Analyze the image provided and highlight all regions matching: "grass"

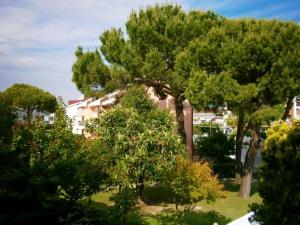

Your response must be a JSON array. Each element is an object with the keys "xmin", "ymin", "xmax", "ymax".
[{"xmin": 85, "ymin": 179, "xmax": 261, "ymax": 225}]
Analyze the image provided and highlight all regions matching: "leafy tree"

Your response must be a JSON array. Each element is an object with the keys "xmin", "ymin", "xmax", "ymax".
[
  {"xmin": 72, "ymin": 5, "xmax": 224, "ymax": 145},
  {"xmin": 92, "ymin": 86, "xmax": 184, "ymax": 223},
  {"xmin": 0, "ymin": 104, "xmax": 105, "ymax": 224},
  {"xmin": 185, "ymin": 18, "xmax": 300, "ymax": 197},
  {"xmin": 164, "ymin": 156, "xmax": 225, "ymax": 213},
  {"xmin": 193, "ymin": 121, "xmax": 219, "ymax": 135},
  {"xmin": 1, "ymin": 83, "xmax": 57, "ymax": 124},
  {"xmin": 0, "ymin": 92, "xmax": 17, "ymax": 145},
  {"xmin": 194, "ymin": 128, "xmax": 235, "ymax": 178},
  {"xmin": 250, "ymin": 121, "xmax": 300, "ymax": 225}
]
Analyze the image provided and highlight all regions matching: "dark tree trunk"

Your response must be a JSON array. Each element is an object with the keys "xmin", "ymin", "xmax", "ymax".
[
  {"xmin": 281, "ymin": 97, "xmax": 293, "ymax": 121},
  {"xmin": 174, "ymin": 95, "xmax": 187, "ymax": 146},
  {"xmin": 239, "ymin": 125, "xmax": 260, "ymax": 198},
  {"xmin": 235, "ymin": 112, "xmax": 245, "ymax": 182},
  {"xmin": 136, "ymin": 175, "xmax": 144, "ymax": 200}
]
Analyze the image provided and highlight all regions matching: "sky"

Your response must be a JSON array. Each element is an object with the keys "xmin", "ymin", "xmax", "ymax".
[{"xmin": 0, "ymin": 0, "xmax": 299, "ymax": 101}]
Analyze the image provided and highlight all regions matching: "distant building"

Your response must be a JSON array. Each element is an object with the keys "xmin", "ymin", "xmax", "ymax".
[
  {"xmin": 291, "ymin": 96, "xmax": 300, "ymax": 119},
  {"xmin": 43, "ymin": 113, "xmax": 55, "ymax": 125},
  {"xmin": 193, "ymin": 110, "xmax": 232, "ymax": 135}
]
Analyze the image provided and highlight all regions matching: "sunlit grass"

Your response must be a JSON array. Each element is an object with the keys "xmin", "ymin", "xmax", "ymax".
[{"xmin": 88, "ymin": 179, "xmax": 262, "ymax": 224}]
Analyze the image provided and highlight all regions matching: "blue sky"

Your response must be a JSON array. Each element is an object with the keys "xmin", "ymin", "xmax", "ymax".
[{"xmin": 0, "ymin": 0, "xmax": 299, "ymax": 101}]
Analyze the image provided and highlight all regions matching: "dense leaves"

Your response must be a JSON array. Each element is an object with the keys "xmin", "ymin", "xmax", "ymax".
[
  {"xmin": 185, "ymin": 18, "xmax": 300, "ymax": 197},
  {"xmin": 164, "ymin": 156, "xmax": 225, "ymax": 212},
  {"xmin": 194, "ymin": 128, "xmax": 235, "ymax": 178},
  {"xmin": 91, "ymin": 86, "xmax": 185, "ymax": 223},
  {"xmin": 250, "ymin": 121, "xmax": 300, "ymax": 225},
  {"xmin": 0, "ymin": 105, "xmax": 106, "ymax": 225},
  {"xmin": 0, "ymin": 92, "xmax": 17, "ymax": 145},
  {"xmin": 73, "ymin": 5, "xmax": 225, "ymax": 144},
  {"xmin": 1, "ymin": 83, "xmax": 57, "ymax": 123}
]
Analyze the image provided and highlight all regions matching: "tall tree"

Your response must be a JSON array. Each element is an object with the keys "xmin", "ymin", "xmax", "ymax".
[
  {"xmin": 186, "ymin": 18, "xmax": 300, "ymax": 197},
  {"xmin": 72, "ymin": 5, "xmax": 224, "ymax": 145},
  {"xmin": 1, "ymin": 83, "xmax": 57, "ymax": 124}
]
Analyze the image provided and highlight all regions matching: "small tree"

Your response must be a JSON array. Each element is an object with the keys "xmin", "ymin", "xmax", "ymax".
[
  {"xmin": 165, "ymin": 156, "xmax": 225, "ymax": 213},
  {"xmin": 93, "ymin": 86, "xmax": 184, "ymax": 223},
  {"xmin": 250, "ymin": 121, "xmax": 300, "ymax": 225}
]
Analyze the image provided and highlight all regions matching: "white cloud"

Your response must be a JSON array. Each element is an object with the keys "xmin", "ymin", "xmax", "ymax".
[
  {"xmin": 2, "ymin": 0, "xmax": 298, "ymax": 101},
  {"xmin": 0, "ymin": 0, "xmax": 167, "ymax": 100}
]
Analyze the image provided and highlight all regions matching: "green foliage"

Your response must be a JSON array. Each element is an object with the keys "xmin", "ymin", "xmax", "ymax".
[
  {"xmin": 110, "ymin": 187, "xmax": 138, "ymax": 225},
  {"xmin": 1, "ymin": 83, "xmax": 57, "ymax": 123},
  {"xmin": 0, "ymin": 92, "xmax": 17, "ymax": 145},
  {"xmin": 250, "ymin": 121, "xmax": 300, "ymax": 225},
  {"xmin": 119, "ymin": 86, "xmax": 154, "ymax": 115},
  {"xmin": 185, "ymin": 17, "xmax": 300, "ymax": 197},
  {"xmin": 164, "ymin": 156, "xmax": 225, "ymax": 212},
  {"xmin": 72, "ymin": 47, "xmax": 111, "ymax": 97},
  {"xmin": 93, "ymin": 87, "xmax": 184, "ymax": 222},
  {"xmin": 0, "ymin": 105, "xmax": 105, "ymax": 224},
  {"xmin": 73, "ymin": 5, "xmax": 225, "ymax": 142},
  {"xmin": 186, "ymin": 19, "xmax": 300, "ymax": 114},
  {"xmin": 194, "ymin": 128, "xmax": 235, "ymax": 178},
  {"xmin": 193, "ymin": 121, "xmax": 219, "ymax": 135}
]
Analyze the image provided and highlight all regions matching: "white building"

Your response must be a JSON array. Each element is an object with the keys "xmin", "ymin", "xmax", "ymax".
[
  {"xmin": 65, "ymin": 91, "xmax": 120, "ymax": 135},
  {"xmin": 292, "ymin": 96, "xmax": 300, "ymax": 119},
  {"xmin": 43, "ymin": 113, "xmax": 55, "ymax": 125}
]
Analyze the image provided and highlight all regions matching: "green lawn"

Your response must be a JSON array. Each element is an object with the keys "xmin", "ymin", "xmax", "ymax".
[{"xmin": 86, "ymin": 179, "xmax": 261, "ymax": 225}]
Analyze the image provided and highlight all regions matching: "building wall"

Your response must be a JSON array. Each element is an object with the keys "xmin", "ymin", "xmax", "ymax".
[
  {"xmin": 293, "ymin": 96, "xmax": 300, "ymax": 119},
  {"xmin": 66, "ymin": 102, "xmax": 85, "ymax": 135}
]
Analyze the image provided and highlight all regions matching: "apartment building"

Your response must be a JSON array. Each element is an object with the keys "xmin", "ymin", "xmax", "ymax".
[{"xmin": 66, "ymin": 91, "xmax": 119, "ymax": 135}]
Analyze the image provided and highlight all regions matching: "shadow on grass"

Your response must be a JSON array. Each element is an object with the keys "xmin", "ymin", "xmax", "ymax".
[
  {"xmin": 222, "ymin": 178, "xmax": 240, "ymax": 192},
  {"xmin": 80, "ymin": 199, "xmax": 151, "ymax": 225},
  {"xmin": 250, "ymin": 181, "xmax": 259, "ymax": 196},
  {"xmin": 222, "ymin": 178, "xmax": 259, "ymax": 196},
  {"xmin": 153, "ymin": 210, "xmax": 231, "ymax": 225},
  {"xmin": 142, "ymin": 184, "xmax": 174, "ymax": 205}
]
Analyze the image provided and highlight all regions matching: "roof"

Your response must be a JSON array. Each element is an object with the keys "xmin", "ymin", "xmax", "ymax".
[
  {"xmin": 77, "ymin": 98, "xmax": 93, "ymax": 108},
  {"xmin": 68, "ymin": 100, "xmax": 82, "ymax": 105}
]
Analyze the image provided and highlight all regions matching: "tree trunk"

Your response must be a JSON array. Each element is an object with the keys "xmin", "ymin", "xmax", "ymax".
[
  {"xmin": 235, "ymin": 112, "xmax": 245, "ymax": 182},
  {"xmin": 239, "ymin": 125, "xmax": 259, "ymax": 198},
  {"xmin": 174, "ymin": 96, "xmax": 187, "ymax": 146},
  {"xmin": 281, "ymin": 97, "xmax": 293, "ymax": 121},
  {"xmin": 136, "ymin": 175, "xmax": 144, "ymax": 200},
  {"xmin": 239, "ymin": 171, "xmax": 252, "ymax": 198}
]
